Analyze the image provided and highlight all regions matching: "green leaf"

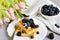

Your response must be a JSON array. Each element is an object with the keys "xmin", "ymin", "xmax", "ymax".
[
  {"xmin": 0, "ymin": 4, "xmax": 6, "ymax": 10},
  {"xmin": 0, "ymin": 13, "xmax": 2, "ymax": 20},
  {"xmin": 16, "ymin": 10, "xmax": 24, "ymax": 18},
  {"xmin": 0, "ymin": 10, "xmax": 10, "ymax": 18}
]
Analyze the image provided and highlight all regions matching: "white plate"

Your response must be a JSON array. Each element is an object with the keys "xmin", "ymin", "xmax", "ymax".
[{"xmin": 7, "ymin": 17, "xmax": 47, "ymax": 40}]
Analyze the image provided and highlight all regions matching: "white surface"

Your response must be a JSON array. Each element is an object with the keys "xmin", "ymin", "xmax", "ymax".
[
  {"xmin": 25, "ymin": 0, "xmax": 40, "ymax": 15},
  {"xmin": 0, "ymin": 0, "xmax": 60, "ymax": 40},
  {"xmin": 51, "ymin": 0, "xmax": 60, "ymax": 7},
  {"xmin": 26, "ymin": 0, "xmax": 38, "ymax": 7},
  {"xmin": 0, "ymin": 25, "xmax": 10, "ymax": 40}
]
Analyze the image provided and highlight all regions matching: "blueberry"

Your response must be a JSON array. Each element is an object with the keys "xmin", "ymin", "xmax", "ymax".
[
  {"xmin": 48, "ymin": 5, "xmax": 53, "ymax": 8},
  {"xmin": 41, "ymin": 8, "xmax": 46, "ymax": 15},
  {"xmin": 29, "ymin": 19, "xmax": 34, "ymax": 23},
  {"xmin": 47, "ymin": 33, "xmax": 54, "ymax": 39},
  {"xmin": 50, "ymin": 10, "xmax": 54, "ymax": 15},
  {"xmin": 22, "ymin": 30, "xmax": 26, "ymax": 33},
  {"xmin": 52, "ymin": 7, "xmax": 56, "ymax": 11},
  {"xmin": 35, "ymin": 25, "xmax": 39, "ymax": 28},
  {"xmin": 46, "ymin": 12, "xmax": 52, "ymax": 16},
  {"xmin": 36, "ymin": 31, "xmax": 39, "ymax": 34},
  {"xmin": 41, "ymin": 5, "xmax": 48, "ymax": 15},
  {"xmin": 30, "ymin": 36, "xmax": 34, "ymax": 39},
  {"xmin": 22, "ymin": 18, "xmax": 28, "ymax": 23},
  {"xmin": 44, "ymin": 9, "xmax": 49, "ymax": 15},
  {"xmin": 27, "ymin": 22, "xmax": 30, "ymax": 27},
  {"xmin": 16, "ymin": 32, "xmax": 21, "ymax": 36},
  {"xmin": 30, "ymin": 23, "xmax": 35, "ymax": 28},
  {"xmin": 55, "ymin": 24, "xmax": 60, "ymax": 28},
  {"xmin": 25, "ymin": 27, "xmax": 28, "ymax": 29},
  {"xmin": 55, "ymin": 7, "xmax": 59, "ymax": 14},
  {"xmin": 42, "ymin": 5, "xmax": 47, "ymax": 9},
  {"xmin": 41, "ymin": 5, "xmax": 50, "ymax": 16}
]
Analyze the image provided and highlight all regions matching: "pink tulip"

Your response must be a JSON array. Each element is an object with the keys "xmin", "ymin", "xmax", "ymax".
[
  {"xmin": 19, "ymin": 2, "xmax": 25, "ymax": 12},
  {"xmin": 10, "ymin": 13, "xmax": 16, "ymax": 20},
  {"xmin": 20, "ymin": 9, "xmax": 25, "ymax": 12},
  {"xmin": 8, "ymin": 8, "xmax": 16, "ymax": 20},
  {"xmin": 15, "ymin": 4, "xmax": 19, "ymax": 10},
  {"xmin": 19, "ymin": 2, "xmax": 25, "ymax": 9},
  {"xmin": 4, "ymin": 17, "xmax": 10, "ymax": 23},
  {"xmin": 0, "ymin": 20, "xmax": 3, "ymax": 26},
  {"xmin": 9, "ymin": 8, "xmax": 14, "ymax": 13}
]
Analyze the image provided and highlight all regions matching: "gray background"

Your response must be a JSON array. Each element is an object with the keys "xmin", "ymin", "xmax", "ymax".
[{"xmin": 51, "ymin": 0, "xmax": 60, "ymax": 7}]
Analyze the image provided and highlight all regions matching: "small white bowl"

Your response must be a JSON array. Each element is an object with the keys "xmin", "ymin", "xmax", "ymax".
[{"xmin": 39, "ymin": 8, "xmax": 60, "ymax": 20}]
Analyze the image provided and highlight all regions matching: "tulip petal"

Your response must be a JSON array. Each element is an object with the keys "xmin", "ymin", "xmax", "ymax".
[
  {"xmin": 4, "ymin": 17, "xmax": 10, "ymax": 23},
  {"xmin": 9, "ymin": 8, "xmax": 14, "ymax": 13},
  {"xmin": 15, "ymin": 4, "xmax": 19, "ymax": 10}
]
